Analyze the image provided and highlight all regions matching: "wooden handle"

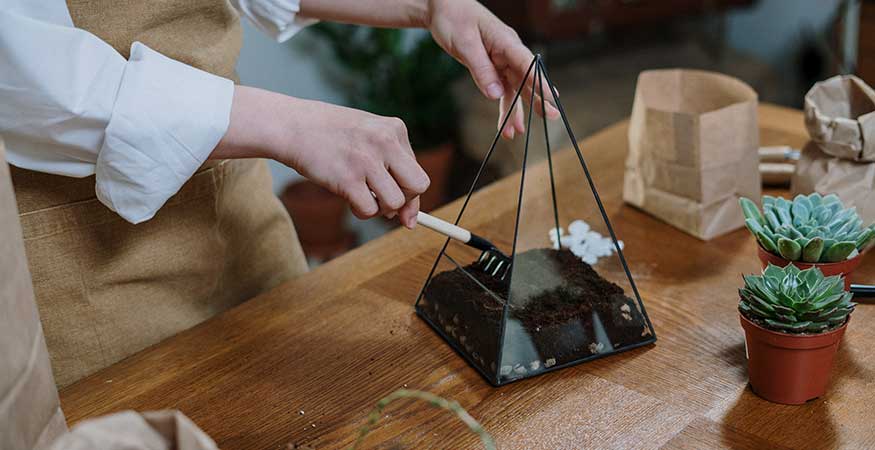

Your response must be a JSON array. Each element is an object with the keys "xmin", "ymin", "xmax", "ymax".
[{"xmin": 416, "ymin": 212, "xmax": 472, "ymax": 244}]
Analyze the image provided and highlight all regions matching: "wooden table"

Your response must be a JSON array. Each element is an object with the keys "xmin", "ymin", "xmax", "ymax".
[{"xmin": 60, "ymin": 104, "xmax": 875, "ymax": 449}]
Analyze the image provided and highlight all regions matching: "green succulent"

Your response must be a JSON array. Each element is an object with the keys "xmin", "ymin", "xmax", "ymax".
[
  {"xmin": 740, "ymin": 193, "xmax": 875, "ymax": 263},
  {"xmin": 740, "ymin": 263, "xmax": 855, "ymax": 334}
]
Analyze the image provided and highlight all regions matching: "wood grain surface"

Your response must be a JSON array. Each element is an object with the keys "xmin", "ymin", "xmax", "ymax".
[{"xmin": 60, "ymin": 104, "xmax": 875, "ymax": 450}]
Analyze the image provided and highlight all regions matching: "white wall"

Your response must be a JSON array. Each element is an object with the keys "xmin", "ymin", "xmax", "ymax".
[
  {"xmin": 235, "ymin": 21, "xmax": 345, "ymax": 193},
  {"xmin": 237, "ymin": 1, "xmax": 846, "ymax": 193},
  {"xmin": 726, "ymin": 0, "xmax": 842, "ymax": 74}
]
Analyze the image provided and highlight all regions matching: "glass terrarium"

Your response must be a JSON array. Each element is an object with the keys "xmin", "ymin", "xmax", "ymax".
[{"xmin": 415, "ymin": 56, "xmax": 656, "ymax": 386}]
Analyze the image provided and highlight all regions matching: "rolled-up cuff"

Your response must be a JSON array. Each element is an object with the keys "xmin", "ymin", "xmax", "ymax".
[
  {"xmin": 236, "ymin": 0, "xmax": 318, "ymax": 43},
  {"xmin": 95, "ymin": 42, "xmax": 233, "ymax": 224}
]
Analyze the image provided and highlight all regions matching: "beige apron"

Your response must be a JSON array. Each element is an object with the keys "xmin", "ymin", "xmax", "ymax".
[
  {"xmin": 13, "ymin": 0, "xmax": 309, "ymax": 388},
  {"xmin": 0, "ymin": 137, "xmax": 68, "ymax": 450}
]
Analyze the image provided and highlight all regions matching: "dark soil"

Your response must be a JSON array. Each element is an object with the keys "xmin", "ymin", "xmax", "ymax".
[{"xmin": 421, "ymin": 248, "xmax": 653, "ymax": 382}]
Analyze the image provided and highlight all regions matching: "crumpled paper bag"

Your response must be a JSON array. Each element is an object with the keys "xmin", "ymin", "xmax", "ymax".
[
  {"xmin": 624, "ymin": 69, "xmax": 761, "ymax": 239},
  {"xmin": 0, "ymin": 137, "xmax": 68, "ymax": 450},
  {"xmin": 50, "ymin": 411, "xmax": 219, "ymax": 450},
  {"xmin": 793, "ymin": 142, "xmax": 875, "ymax": 223},
  {"xmin": 1, "ymin": 136, "xmax": 219, "ymax": 450},
  {"xmin": 793, "ymin": 75, "xmax": 875, "ymax": 223},
  {"xmin": 804, "ymin": 75, "xmax": 875, "ymax": 161}
]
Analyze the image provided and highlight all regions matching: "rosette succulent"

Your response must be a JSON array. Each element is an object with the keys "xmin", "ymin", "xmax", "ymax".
[
  {"xmin": 740, "ymin": 264, "xmax": 855, "ymax": 333},
  {"xmin": 740, "ymin": 193, "xmax": 875, "ymax": 263}
]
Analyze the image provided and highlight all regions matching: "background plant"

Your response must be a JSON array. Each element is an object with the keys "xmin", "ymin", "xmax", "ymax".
[
  {"xmin": 740, "ymin": 263, "xmax": 855, "ymax": 333},
  {"xmin": 310, "ymin": 24, "xmax": 466, "ymax": 150},
  {"xmin": 351, "ymin": 389, "xmax": 495, "ymax": 450},
  {"xmin": 740, "ymin": 193, "xmax": 875, "ymax": 263}
]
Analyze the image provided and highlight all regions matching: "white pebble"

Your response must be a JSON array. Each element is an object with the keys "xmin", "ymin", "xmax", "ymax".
[
  {"xmin": 568, "ymin": 220, "xmax": 590, "ymax": 235},
  {"xmin": 547, "ymin": 219, "xmax": 625, "ymax": 266}
]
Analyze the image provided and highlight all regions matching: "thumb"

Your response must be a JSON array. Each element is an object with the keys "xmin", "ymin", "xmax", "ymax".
[{"xmin": 457, "ymin": 40, "xmax": 504, "ymax": 100}]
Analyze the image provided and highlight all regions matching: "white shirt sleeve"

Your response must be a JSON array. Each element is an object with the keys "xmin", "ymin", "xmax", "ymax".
[
  {"xmin": 0, "ymin": 4, "xmax": 234, "ymax": 224},
  {"xmin": 231, "ymin": 0, "xmax": 317, "ymax": 42}
]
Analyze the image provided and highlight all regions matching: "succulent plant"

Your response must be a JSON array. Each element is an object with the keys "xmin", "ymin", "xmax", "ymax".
[
  {"xmin": 740, "ymin": 193, "xmax": 875, "ymax": 263},
  {"xmin": 740, "ymin": 263, "xmax": 855, "ymax": 334}
]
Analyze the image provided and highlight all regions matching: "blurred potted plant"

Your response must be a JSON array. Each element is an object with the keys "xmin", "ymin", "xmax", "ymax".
[
  {"xmin": 738, "ymin": 263, "xmax": 855, "ymax": 404},
  {"xmin": 739, "ymin": 193, "xmax": 875, "ymax": 289},
  {"xmin": 280, "ymin": 180, "xmax": 354, "ymax": 262},
  {"xmin": 311, "ymin": 24, "xmax": 466, "ymax": 212}
]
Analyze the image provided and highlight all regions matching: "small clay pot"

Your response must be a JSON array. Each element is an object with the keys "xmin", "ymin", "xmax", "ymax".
[
  {"xmin": 756, "ymin": 245, "xmax": 863, "ymax": 290},
  {"xmin": 739, "ymin": 313, "xmax": 848, "ymax": 405},
  {"xmin": 280, "ymin": 180, "xmax": 353, "ymax": 261},
  {"xmin": 416, "ymin": 143, "xmax": 454, "ymax": 212}
]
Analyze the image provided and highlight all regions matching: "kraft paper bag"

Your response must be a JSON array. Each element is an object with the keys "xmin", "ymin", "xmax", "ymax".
[
  {"xmin": 624, "ymin": 69, "xmax": 761, "ymax": 240},
  {"xmin": 1, "ymin": 135, "xmax": 219, "ymax": 449},
  {"xmin": 793, "ymin": 142, "xmax": 875, "ymax": 224},
  {"xmin": 804, "ymin": 75, "xmax": 875, "ymax": 162},
  {"xmin": 50, "ymin": 411, "xmax": 219, "ymax": 450},
  {"xmin": 793, "ymin": 75, "xmax": 875, "ymax": 223},
  {"xmin": 0, "ymin": 137, "xmax": 68, "ymax": 450}
]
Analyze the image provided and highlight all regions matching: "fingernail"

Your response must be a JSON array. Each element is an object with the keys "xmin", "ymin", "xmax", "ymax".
[
  {"xmin": 407, "ymin": 217, "xmax": 417, "ymax": 229},
  {"xmin": 486, "ymin": 82, "xmax": 504, "ymax": 99}
]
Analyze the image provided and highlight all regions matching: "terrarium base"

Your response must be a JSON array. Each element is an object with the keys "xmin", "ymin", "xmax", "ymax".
[{"xmin": 419, "ymin": 248, "xmax": 655, "ymax": 384}]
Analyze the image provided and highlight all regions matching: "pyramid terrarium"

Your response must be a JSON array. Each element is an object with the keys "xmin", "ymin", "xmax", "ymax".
[{"xmin": 414, "ymin": 56, "xmax": 656, "ymax": 385}]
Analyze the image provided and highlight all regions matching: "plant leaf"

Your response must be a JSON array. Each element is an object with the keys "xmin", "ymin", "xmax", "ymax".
[
  {"xmin": 792, "ymin": 197, "xmax": 811, "ymax": 222},
  {"xmin": 777, "ymin": 238, "xmax": 802, "ymax": 260},
  {"xmin": 802, "ymin": 237, "xmax": 824, "ymax": 263},
  {"xmin": 824, "ymin": 241, "xmax": 856, "ymax": 262},
  {"xmin": 739, "ymin": 197, "xmax": 763, "ymax": 224}
]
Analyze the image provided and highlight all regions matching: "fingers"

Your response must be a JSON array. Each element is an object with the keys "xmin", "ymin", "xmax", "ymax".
[
  {"xmin": 387, "ymin": 152, "xmax": 430, "ymax": 197},
  {"xmin": 522, "ymin": 83, "xmax": 560, "ymax": 120},
  {"xmin": 498, "ymin": 95, "xmax": 515, "ymax": 139},
  {"xmin": 367, "ymin": 167, "xmax": 406, "ymax": 217},
  {"xmin": 398, "ymin": 195, "xmax": 420, "ymax": 229},
  {"xmin": 496, "ymin": 68, "xmax": 561, "ymax": 140},
  {"xmin": 456, "ymin": 35, "xmax": 505, "ymax": 100},
  {"xmin": 345, "ymin": 181, "xmax": 379, "ymax": 220}
]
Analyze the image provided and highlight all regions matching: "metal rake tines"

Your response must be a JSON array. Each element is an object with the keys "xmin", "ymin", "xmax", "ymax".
[{"xmin": 474, "ymin": 249, "xmax": 512, "ymax": 280}]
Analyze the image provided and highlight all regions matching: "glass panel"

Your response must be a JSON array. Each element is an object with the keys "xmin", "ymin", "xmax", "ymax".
[
  {"xmin": 416, "ymin": 57, "xmax": 655, "ymax": 385},
  {"xmin": 416, "ymin": 165, "xmax": 522, "ymax": 384}
]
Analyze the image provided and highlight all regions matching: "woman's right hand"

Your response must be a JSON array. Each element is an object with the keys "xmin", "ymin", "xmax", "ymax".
[{"xmin": 213, "ymin": 86, "xmax": 430, "ymax": 229}]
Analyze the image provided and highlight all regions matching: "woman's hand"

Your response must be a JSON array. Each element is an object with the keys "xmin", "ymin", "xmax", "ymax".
[
  {"xmin": 213, "ymin": 86, "xmax": 429, "ymax": 228},
  {"xmin": 424, "ymin": 0, "xmax": 560, "ymax": 140}
]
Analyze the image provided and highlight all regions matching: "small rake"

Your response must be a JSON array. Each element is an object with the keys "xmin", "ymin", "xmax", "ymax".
[{"xmin": 416, "ymin": 211, "xmax": 512, "ymax": 280}]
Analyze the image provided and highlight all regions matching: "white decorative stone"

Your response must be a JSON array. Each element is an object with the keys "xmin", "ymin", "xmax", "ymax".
[{"xmin": 548, "ymin": 219, "xmax": 624, "ymax": 265}]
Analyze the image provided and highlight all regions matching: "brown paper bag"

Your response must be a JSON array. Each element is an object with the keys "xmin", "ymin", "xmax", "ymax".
[
  {"xmin": 0, "ymin": 137, "xmax": 68, "ymax": 450},
  {"xmin": 804, "ymin": 75, "xmax": 875, "ymax": 161},
  {"xmin": 793, "ymin": 75, "xmax": 875, "ymax": 224},
  {"xmin": 1, "ymin": 135, "xmax": 220, "ymax": 449},
  {"xmin": 624, "ymin": 69, "xmax": 761, "ymax": 239},
  {"xmin": 49, "ymin": 410, "xmax": 219, "ymax": 450},
  {"xmin": 792, "ymin": 142, "xmax": 875, "ymax": 223}
]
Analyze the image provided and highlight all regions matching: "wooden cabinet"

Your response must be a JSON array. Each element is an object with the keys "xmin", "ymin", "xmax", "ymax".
[
  {"xmin": 859, "ymin": 1, "xmax": 875, "ymax": 85},
  {"xmin": 481, "ymin": 0, "xmax": 754, "ymax": 41}
]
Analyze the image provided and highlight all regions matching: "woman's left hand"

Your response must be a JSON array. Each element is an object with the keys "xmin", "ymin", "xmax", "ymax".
[{"xmin": 424, "ymin": 0, "xmax": 560, "ymax": 140}]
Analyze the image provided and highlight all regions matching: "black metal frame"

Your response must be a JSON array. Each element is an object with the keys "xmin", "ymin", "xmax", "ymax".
[{"xmin": 414, "ymin": 55, "xmax": 656, "ymax": 386}]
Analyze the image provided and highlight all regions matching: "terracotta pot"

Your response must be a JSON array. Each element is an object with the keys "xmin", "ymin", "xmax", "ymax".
[
  {"xmin": 756, "ymin": 245, "xmax": 863, "ymax": 290},
  {"xmin": 739, "ymin": 313, "xmax": 848, "ymax": 405},
  {"xmin": 280, "ymin": 180, "xmax": 353, "ymax": 261},
  {"xmin": 416, "ymin": 143, "xmax": 454, "ymax": 213}
]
